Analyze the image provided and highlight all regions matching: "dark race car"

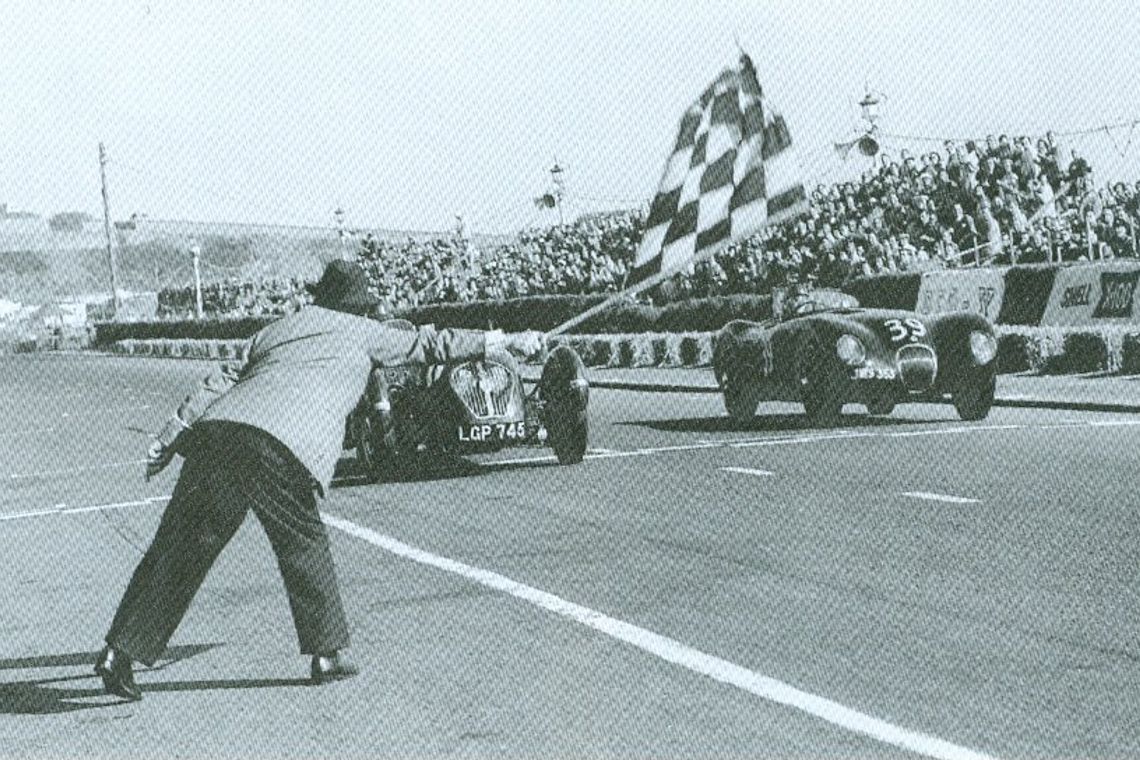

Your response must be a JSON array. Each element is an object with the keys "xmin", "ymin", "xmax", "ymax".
[
  {"xmin": 711, "ymin": 285, "xmax": 999, "ymax": 426},
  {"xmin": 344, "ymin": 319, "xmax": 589, "ymax": 481}
]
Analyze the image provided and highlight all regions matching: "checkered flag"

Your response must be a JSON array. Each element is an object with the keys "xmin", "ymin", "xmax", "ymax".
[{"xmin": 629, "ymin": 54, "xmax": 808, "ymax": 284}]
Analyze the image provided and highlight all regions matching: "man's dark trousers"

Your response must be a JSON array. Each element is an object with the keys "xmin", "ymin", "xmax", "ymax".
[{"xmin": 105, "ymin": 421, "xmax": 349, "ymax": 666}]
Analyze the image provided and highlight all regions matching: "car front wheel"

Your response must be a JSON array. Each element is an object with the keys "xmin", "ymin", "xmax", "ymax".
[
  {"xmin": 723, "ymin": 371, "xmax": 763, "ymax": 427},
  {"xmin": 866, "ymin": 396, "xmax": 896, "ymax": 416},
  {"xmin": 800, "ymin": 341, "xmax": 844, "ymax": 425},
  {"xmin": 953, "ymin": 371, "xmax": 995, "ymax": 421}
]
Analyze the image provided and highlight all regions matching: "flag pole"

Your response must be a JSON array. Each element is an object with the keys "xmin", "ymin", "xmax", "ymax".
[
  {"xmin": 545, "ymin": 47, "xmax": 797, "ymax": 338},
  {"xmin": 545, "ymin": 239, "xmax": 734, "ymax": 337}
]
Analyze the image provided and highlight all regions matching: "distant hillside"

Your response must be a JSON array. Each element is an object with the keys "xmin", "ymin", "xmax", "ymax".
[{"xmin": 0, "ymin": 216, "xmax": 503, "ymax": 303}]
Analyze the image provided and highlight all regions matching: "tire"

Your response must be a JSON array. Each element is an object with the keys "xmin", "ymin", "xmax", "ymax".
[
  {"xmin": 723, "ymin": 371, "xmax": 763, "ymax": 427},
  {"xmin": 953, "ymin": 371, "xmax": 995, "ymax": 421},
  {"xmin": 546, "ymin": 405, "xmax": 588, "ymax": 465},
  {"xmin": 539, "ymin": 345, "xmax": 589, "ymax": 465},
  {"xmin": 356, "ymin": 410, "xmax": 399, "ymax": 482},
  {"xmin": 799, "ymin": 341, "xmax": 844, "ymax": 425},
  {"xmin": 866, "ymin": 397, "xmax": 896, "ymax": 416}
]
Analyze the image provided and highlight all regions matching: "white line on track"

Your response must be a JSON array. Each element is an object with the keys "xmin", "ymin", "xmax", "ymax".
[
  {"xmin": 0, "ymin": 495, "xmax": 170, "ymax": 522},
  {"xmin": 58, "ymin": 405, "xmax": 152, "ymax": 418},
  {"xmin": 0, "ymin": 427, "xmax": 57, "ymax": 440},
  {"xmin": 720, "ymin": 466, "xmax": 774, "ymax": 477},
  {"xmin": 901, "ymin": 491, "xmax": 980, "ymax": 505},
  {"xmin": 6, "ymin": 459, "xmax": 148, "ymax": 481},
  {"xmin": 321, "ymin": 512, "xmax": 998, "ymax": 760},
  {"xmin": 9, "ymin": 417, "xmax": 1140, "ymax": 487},
  {"xmin": 469, "ymin": 418, "xmax": 1140, "ymax": 471}
]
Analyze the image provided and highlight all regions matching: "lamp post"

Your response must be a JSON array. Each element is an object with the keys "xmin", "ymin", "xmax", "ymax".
[
  {"xmin": 334, "ymin": 206, "xmax": 347, "ymax": 258},
  {"xmin": 550, "ymin": 162, "xmax": 565, "ymax": 225},
  {"xmin": 859, "ymin": 90, "xmax": 882, "ymax": 127},
  {"xmin": 855, "ymin": 88, "xmax": 885, "ymax": 159},
  {"xmin": 189, "ymin": 243, "xmax": 203, "ymax": 319}
]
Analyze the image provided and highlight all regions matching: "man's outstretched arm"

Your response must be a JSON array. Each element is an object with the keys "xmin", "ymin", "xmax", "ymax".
[{"xmin": 366, "ymin": 326, "xmax": 543, "ymax": 368}]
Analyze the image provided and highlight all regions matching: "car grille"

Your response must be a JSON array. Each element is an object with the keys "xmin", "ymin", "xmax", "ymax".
[
  {"xmin": 450, "ymin": 362, "xmax": 515, "ymax": 419},
  {"xmin": 896, "ymin": 344, "xmax": 937, "ymax": 392}
]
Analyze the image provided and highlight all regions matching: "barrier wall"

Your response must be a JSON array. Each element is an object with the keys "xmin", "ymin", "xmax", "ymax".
[
  {"xmin": 105, "ymin": 325, "xmax": 1140, "ymax": 375},
  {"xmin": 915, "ymin": 268, "xmax": 1007, "ymax": 322},
  {"xmin": 865, "ymin": 261, "xmax": 1140, "ymax": 328},
  {"xmin": 1039, "ymin": 261, "xmax": 1140, "ymax": 326}
]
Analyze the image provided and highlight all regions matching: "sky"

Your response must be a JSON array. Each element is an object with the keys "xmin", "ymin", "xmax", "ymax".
[{"xmin": 2, "ymin": 0, "xmax": 1140, "ymax": 235}]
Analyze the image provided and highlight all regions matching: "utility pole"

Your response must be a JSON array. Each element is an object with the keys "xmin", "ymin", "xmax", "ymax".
[
  {"xmin": 190, "ymin": 244, "xmax": 203, "ymax": 319},
  {"xmin": 99, "ymin": 142, "xmax": 121, "ymax": 317},
  {"xmin": 550, "ymin": 162, "xmax": 565, "ymax": 225}
]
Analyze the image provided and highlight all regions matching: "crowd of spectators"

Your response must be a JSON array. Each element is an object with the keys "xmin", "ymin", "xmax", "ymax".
[
  {"xmin": 724, "ymin": 132, "xmax": 1140, "ymax": 291},
  {"xmin": 154, "ymin": 130, "xmax": 1140, "ymax": 319},
  {"xmin": 354, "ymin": 132, "xmax": 1140, "ymax": 306},
  {"xmin": 157, "ymin": 276, "xmax": 311, "ymax": 320},
  {"xmin": 354, "ymin": 211, "xmax": 640, "ymax": 311}
]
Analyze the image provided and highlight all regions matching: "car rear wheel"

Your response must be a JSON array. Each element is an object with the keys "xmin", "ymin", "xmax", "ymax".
[
  {"xmin": 723, "ymin": 372, "xmax": 763, "ymax": 427},
  {"xmin": 953, "ymin": 370, "xmax": 995, "ymax": 421},
  {"xmin": 800, "ymin": 341, "xmax": 844, "ymax": 425},
  {"xmin": 540, "ymin": 346, "xmax": 589, "ymax": 465},
  {"xmin": 356, "ymin": 410, "xmax": 400, "ymax": 482},
  {"xmin": 546, "ymin": 405, "xmax": 588, "ymax": 464}
]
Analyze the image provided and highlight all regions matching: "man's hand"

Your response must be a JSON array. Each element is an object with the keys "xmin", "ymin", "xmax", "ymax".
[
  {"xmin": 145, "ymin": 439, "xmax": 175, "ymax": 482},
  {"xmin": 504, "ymin": 330, "xmax": 545, "ymax": 359}
]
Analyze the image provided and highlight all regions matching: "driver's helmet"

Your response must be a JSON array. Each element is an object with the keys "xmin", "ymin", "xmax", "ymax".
[{"xmin": 783, "ymin": 283, "xmax": 814, "ymax": 318}]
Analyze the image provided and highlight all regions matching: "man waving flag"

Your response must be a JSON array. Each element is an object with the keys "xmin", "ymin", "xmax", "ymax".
[
  {"xmin": 630, "ymin": 53, "xmax": 807, "ymax": 285},
  {"xmin": 548, "ymin": 53, "xmax": 807, "ymax": 336}
]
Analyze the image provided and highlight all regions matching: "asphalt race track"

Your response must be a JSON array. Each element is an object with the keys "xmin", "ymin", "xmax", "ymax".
[{"xmin": 2, "ymin": 353, "xmax": 1139, "ymax": 758}]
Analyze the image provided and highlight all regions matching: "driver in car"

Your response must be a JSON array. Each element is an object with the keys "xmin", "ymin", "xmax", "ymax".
[{"xmin": 782, "ymin": 282, "xmax": 815, "ymax": 318}]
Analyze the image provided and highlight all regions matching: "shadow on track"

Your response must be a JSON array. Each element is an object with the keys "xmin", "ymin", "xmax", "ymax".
[
  {"xmin": 331, "ymin": 449, "xmax": 562, "ymax": 488},
  {"xmin": 0, "ymin": 676, "xmax": 313, "ymax": 715},
  {"xmin": 331, "ymin": 454, "xmax": 487, "ymax": 488},
  {"xmin": 0, "ymin": 643, "xmax": 218, "ymax": 672},
  {"xmin": 0, "ymin": 643, "xmax": 229, "ymax": 715},
  {"xmin": 622, "ymin": 412, "xmax": 948, "ymax": 434}
]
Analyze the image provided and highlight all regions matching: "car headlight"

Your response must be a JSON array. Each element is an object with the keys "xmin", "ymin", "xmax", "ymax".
[
  {"xmin": 836, "ymin": 334, "xmax": 866, "ymax": 366},
  {"xmin": 969, "ymin": 331, "xmax": 997, "ymax": 365}
]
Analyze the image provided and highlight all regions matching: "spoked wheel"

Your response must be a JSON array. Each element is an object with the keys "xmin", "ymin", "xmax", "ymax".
[
  {"xmin": 799, "ymin": 341, "xmax": 844, "ymax": 425},
  {"xmin": 953, "ymin": 370, "xmax": 996, "ymax": 421},
  {"xmin": 723, "ymin": 370, "xmax": 763, "ymax": 428}
]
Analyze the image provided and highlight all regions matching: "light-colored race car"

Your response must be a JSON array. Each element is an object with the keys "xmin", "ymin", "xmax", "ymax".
[
  {"xmin": 344, "ymin": 320, "xmax": 589, "ymax": 481},
  {"xmin": 712, "ymin": 285, "xmax": 999, "ymax": 426}
]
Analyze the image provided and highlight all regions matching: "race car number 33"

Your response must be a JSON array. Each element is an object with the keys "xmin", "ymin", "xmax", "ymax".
[
  {"xmin": 458, "ymin": 421, "xmax": 527, "ymax": 442},
  {"xmin": 884, "ymin": 317, "xmax": 927, "ymax": 343}
]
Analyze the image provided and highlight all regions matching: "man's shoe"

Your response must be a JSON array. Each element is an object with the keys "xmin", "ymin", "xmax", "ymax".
[
  {"xmin": 95, "ymin": 646, "xmax": 142, "ymax": 701},
  {"xmin": 310, "ymin": 652, "xmax": 359, "ymax": 684}
]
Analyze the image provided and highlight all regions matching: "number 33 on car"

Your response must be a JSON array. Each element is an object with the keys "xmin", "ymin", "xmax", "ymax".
[{"xmin": 711, "ymin": 287, "xmax": 998, "ymax": 426}]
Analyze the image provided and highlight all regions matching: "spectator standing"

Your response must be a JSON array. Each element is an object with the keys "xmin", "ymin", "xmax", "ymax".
[{"xmin": 974, "ymin": 196, "xmax": 1003, "ymax": 265}]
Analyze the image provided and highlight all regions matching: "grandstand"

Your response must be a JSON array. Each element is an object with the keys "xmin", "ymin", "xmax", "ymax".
[
  {"xmin": 153, "ymin": 130, "xmax": 1140, "ymax": 320},
  {"xmin": 4, "ymin": 127, "xmax": 1140, "ymax": 324}
]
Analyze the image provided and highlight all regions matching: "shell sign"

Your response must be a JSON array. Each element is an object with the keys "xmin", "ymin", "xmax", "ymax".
[{"xmin": 1041, "ymin": 262, "xmax": 1140, "ymax": 325}]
